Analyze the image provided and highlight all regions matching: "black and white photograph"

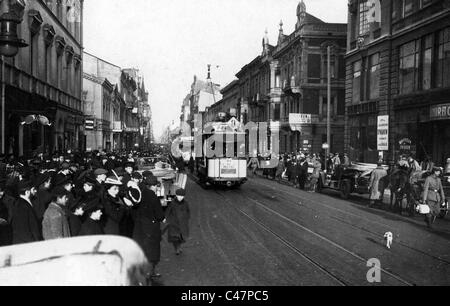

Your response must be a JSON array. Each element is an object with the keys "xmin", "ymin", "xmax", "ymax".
[{"xmin": 0, "ymin": 0, "xmax": 449, "ymax": 291}]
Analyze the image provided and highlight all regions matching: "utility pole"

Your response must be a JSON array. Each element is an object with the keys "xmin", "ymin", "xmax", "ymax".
[{"xmin": 326, "ymin": 46, "xmax": 331, "ymax": 172}]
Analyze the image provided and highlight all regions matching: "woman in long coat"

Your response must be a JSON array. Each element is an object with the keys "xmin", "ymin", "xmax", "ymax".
[
  {"xmin": 132, "ymin": 176, "xmax": 165, "ymax": 279},
  {"xmin": 102, "ymin": 178, "xmax": 127, "ymax": 235}
]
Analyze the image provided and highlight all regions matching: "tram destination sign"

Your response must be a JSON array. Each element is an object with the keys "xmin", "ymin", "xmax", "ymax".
[{"xmin": 430, "ymin": 103, "xmax": 450, "ymax": 121}]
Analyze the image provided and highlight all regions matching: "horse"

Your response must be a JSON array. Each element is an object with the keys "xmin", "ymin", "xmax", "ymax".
[{"xmin": 386, "ymin": 167, "xmax": 430, "ymax": 216}]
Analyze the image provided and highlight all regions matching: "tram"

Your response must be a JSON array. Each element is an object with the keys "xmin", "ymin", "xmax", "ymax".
[{"xmin": 197, "ymin": 114, "xmax": 247, "ymax": 188}]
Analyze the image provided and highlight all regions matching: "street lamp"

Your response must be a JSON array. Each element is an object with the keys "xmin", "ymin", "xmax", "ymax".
[{"xmin": 0, "ymin": 1, "xmax": 28, "ymax": 154}]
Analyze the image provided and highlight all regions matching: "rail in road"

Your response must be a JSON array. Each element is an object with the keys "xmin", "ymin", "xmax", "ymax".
[{"xmin": 187, "ymin": 173, "xmax": 450, "ymax": 286}]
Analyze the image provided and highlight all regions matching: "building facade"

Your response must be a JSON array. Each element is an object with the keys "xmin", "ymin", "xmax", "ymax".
[
  {"xmin": 204, "ymin": 1, "xmax": 347, "ymax": 156},
  {"xmin": 83, "ymin": 52, "xmax": 124, "ymax": 151},
  {"xmin": 272, "ymin": 1, "xmax": 347, "ymax": 155},
  {"xmin": 1, "ymin": 0, "xmax": 84, "ymax": 157},
  {"xmin": 345, "ymin": 0, "xmax": 450, "ymax": 165}
]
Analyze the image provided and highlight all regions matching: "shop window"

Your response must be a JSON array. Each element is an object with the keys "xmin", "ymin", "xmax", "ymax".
[
  {"xmin": 399, "ymin": 40, "xmax": 420, "ymax": 94},
  {"xmin": 436, "ymin": 27, "xmax": 450, "ymax": 89},
  {"xmin": 368, "ymin": 53, "xmax": 380, "ymax": 99},
  {"xmin": 352, "ymin": 60, "xmax": 362, "ymax": 103}
]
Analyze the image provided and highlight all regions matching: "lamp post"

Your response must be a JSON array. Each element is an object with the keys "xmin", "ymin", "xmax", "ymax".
[{"xmin": 0, "ymin": 0, "xmax": 28, "ymax": 154}]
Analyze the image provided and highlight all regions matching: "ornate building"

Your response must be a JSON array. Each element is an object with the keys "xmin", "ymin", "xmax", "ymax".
[
  {"xmin": 1, "ymin": 0, "xmax": 84, "ymax": 157},
  {"xmin": 345, "ymin": 0, "xmax": 450, "ymax": 165}
]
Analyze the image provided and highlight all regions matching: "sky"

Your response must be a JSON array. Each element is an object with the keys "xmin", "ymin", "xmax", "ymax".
[{"xmin": 84, "ymin": 0, "xmax": 348, "ymax": 141}]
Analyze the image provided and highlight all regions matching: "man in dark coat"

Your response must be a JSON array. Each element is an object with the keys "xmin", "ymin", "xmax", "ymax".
[
  {"xmin": 166, "ymin": 189, "xmax": 190, "ymax": 255},
  {"xmin": 0, "ymin": 180, "xmax": 12, "ymax": 246},
  {"xmin": 133, "ymin": 175, "xmax": 165, "ymax": 279},
  {"xmin": 11, "ymin": 181, "xmax": 42, "ymax": 244},
  {"xmin": 32, "ymin": 172, "xmax": 53, "ymax": 226}
]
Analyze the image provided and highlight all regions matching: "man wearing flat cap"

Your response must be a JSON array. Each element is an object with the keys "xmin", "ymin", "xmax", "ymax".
[
  {"xmin": 11, "ymin": 181, "xmax": 42, "ymax": 244},
  {"xmin": 93, "ymin": 168, "xmax": 108, "ymax": 198}
]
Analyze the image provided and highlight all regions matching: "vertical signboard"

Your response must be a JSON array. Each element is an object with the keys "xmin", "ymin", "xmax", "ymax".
[{"xmin": 377, "ymin": 115, "xmax": 389, "ymax": 151}]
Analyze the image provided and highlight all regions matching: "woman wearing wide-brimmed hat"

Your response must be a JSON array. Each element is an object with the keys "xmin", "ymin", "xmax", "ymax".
[{"xmin": 102, "ymin": 177, "xmax": 129, "ymax": 235}]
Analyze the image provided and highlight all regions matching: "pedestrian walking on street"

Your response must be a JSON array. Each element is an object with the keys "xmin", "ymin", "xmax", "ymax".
[
  {"xmin": 310, "ymin": 158, "xmax": 322, "ymax": 192},
  {"xmin": 0, "ymin": 181, "xmax": 12, "ymax": 246},
  {"xmin": 369, "ymin": 162, "xmax": 388, "ymax": 208},
  {"xmin": 247, "ymin": 156, "xmax": 260, "ymax": 178},
  {"xmin": 102, "ymin": 177, "xmax": 127, "ymax": 235},
  {"xmin": 422, "ymin": 167, "xmax": 446, "ymax": 229},
  {"xmin": 78, "ymin": 201, "xmax": 104, "ymax": 236},
  {"xmin": 42, "ymin": 188, "xmax": 72, "ymax": 241},
  {"xmin": 11, "ymin": 181, "xmax": 42, "ymax": 244},
  {"xmin": 166, "ymin": 189, "xmax": 190, "ymax": 255},
  {"xmin": 132, "ymin": 175, "xmax": 165, "ymax": 280}
]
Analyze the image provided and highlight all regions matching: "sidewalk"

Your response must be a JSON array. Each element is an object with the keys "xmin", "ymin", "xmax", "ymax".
[{"xmin": 253, "ymin": 169, "xmax": 393, "ymax": 206}]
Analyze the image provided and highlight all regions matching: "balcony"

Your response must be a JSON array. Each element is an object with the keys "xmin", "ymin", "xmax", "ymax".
[{"xmin": 282, "ymin": 76, "xmax": 301, "ymax": 97}]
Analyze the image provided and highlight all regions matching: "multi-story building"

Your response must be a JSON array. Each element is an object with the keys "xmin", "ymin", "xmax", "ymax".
[
  {"xmin": 205, "ymin": 79, "xmax": 239, "ymax": 122},
  {"xmin": 272, "ymin": 1, "xmax": 347, "ymax": 154},
  {"xmin": 181, "ymin": 75, "xmax": 221, "ymax": 129},
  {"xmin": 83, "ymin": 52, "xmax": 124, "ymax": 151},
  {"xmin": 205, "ymin": 1, "xmax": 346, "ymax": 156},
  {"xmin": 345, "ymin": 0, "xmax": 450, "ymax": 165},
  {"xmin": 1, "ymin": 0, "xmax": 84, "ymax": 157}
]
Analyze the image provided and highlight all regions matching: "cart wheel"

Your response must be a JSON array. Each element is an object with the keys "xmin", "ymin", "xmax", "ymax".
[{"xmin": 340, "ymin": 180, "xmax": 351, "ymax": 200}]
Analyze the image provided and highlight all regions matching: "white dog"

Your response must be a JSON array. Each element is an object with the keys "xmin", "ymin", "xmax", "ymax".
[{"xmin": 384, "ymin": 232, "xmax": 393, "ymax": 249}]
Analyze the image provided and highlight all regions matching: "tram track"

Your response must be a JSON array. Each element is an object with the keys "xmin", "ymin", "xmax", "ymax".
[
  {"xmin": 214, "ymin": 188, "xmax": 415, "ymax": 286},
  {"xmin": 211, "ymin": 189, "xmax": 349, "ymax": 286},
  {"xmin": 248, "ymin": 178, "xmax": 450, "ymax": 264}
]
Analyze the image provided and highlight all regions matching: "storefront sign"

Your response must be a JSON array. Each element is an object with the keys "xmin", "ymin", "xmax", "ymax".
[
  {"xmin": 430, "ymin": 104, "xmax": 450, "ymax": 121},
  {"xmin": 289, "ymin": 114, "xmax": 312, "ymax": 132},
  {"xmin": 377, "ymin": 115, "xmax": 389, "ymax": 151}
]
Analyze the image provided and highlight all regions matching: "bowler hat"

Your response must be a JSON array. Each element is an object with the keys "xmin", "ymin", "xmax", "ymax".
[
  {"xmin": 17, "ymin": 180, "xmax": 33, "ymax": 193},
  {"xmin": 33, "ymin": 172, "xmax": 52, "ymax": 188},
  {"xmin": 142, "ymin": 170, "xmax": 154, "ymax": 178},
  {"xmin": 124, "ymin": 162, "xmax": 135, "ymax": 169},
  {"xmin": 52, "ymin": 187, "xmax": 70, "ymax": 199},
  {"xmin": 175, "ymin": 189, "xmax": 186, "ymax": 196},
  {"xmin": 53, "ymin": 176, "xmax": 73, "ymax": 188},
  {"xmin": 145, "ymin": 176, "xmax": 158, "ymax": 186},
  {"xmin": 132, "ymin": 172, "xmax": 143, "ymax": 180}
]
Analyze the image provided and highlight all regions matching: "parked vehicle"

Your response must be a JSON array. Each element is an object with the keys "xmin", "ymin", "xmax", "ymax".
[{"xmin": 318, "ymin": 163, "xmax": 389, "ymax": 200}]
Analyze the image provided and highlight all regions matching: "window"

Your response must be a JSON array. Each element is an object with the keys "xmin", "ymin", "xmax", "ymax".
[
  {"xmin": 399, "ymin": 40, "xmax": 420, "ymax": 94},
  {"xmin": 368, "ymin": 53, "xmax": 380, "ymax": 99},
  {"xmin": 44, "ymin": 45, "xmax": 51, "ymax": 83},
  {"xmin": 30, "ymin": 32, "xmax": 39, "ymax": 77},
  {"xmin": 308, "ymin": 54, "xmax": 321, "ymax": 83},
  {"xmin": 403, "ymin": 0, "xmax": 415, "ymax": 17},
  {"xmin": 321, "ymin": 97, "xmax": 335, "ymax": 117},
  {"xmin": 274, "ymin": 104, "xmax": 280, "ymax": 120},
  {"xmin": 436, "ymin": 27, "xmax": 450, "ymax": 88},
  {"xmin": 353, "ymin": 60, "xmax": 362, "ymax": 103},
  {"xmin": 422, "ymin": 35, "xmax": 433, "ymax": 90},
  {"xmin": 359, "ymin": 1, "xmax": 370, "ymax": 36},
  {"xmin": 57, "ymin": 53, "xmax": 62, "ymax": 89}
]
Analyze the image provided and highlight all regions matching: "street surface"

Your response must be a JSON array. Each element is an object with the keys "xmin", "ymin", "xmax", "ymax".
[{"xmin": 156, "ymin": 176, "xmax": 450, "ymax": 286}]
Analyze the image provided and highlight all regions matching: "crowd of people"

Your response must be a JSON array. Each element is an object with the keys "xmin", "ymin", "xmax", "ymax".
[
  {"xmin": 258, "ymin": 152, "xmax": 350, "ymax": 192},
  {"xmin": 0, "ymin": 150, "xmax": 191, "ymax": 280}
]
